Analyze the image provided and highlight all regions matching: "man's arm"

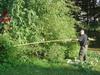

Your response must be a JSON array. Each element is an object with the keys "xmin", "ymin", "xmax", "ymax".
[{"xmin": 88, "ymin": 38, "xmax": 95, "ymax": 41}]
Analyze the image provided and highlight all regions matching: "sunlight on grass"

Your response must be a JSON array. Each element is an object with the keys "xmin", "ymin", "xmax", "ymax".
[{"xmin": 0, "ymin": 50, "xmax": 100, "ymax": 75}]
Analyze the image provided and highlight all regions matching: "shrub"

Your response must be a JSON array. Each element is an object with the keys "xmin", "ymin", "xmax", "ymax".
[
  {"xmin": 0, "ymin": 34, "xmax": 13, "ymax": 63},
  {"xmin": 0, "ymin": 0, "xmax": 80, "ymax": 64}
]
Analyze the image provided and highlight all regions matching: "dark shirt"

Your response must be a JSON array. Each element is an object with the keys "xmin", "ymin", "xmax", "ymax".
[{"xmin": 79, "ymin": 34, "xmax": 88, "ymax": 46}]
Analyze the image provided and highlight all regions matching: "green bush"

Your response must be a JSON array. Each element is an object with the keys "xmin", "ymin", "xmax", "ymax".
[
  {"xmin": 0, "ymin": 0, "xmax": 80, "ymax": 64},
  {"xmin": 0, "ymin": 34, "xmax": 14, "ymax": 63},
  {"xmin": 46, "ymin": 43, "xmax": 65, "ymax": 63},
  {"xmin": 65, "ymin": 42, "xmax": 79, "ymax": 59}
]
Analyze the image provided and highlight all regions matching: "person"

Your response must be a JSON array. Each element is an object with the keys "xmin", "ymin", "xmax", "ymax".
[{"xmin": 78, "ymin": 29, "xmax": 88, "ymax": 61}]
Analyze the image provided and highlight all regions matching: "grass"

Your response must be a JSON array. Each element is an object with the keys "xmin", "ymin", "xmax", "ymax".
[{"xmin": 0, "ymin": 51, "xmax": 100, "ymax": 75}]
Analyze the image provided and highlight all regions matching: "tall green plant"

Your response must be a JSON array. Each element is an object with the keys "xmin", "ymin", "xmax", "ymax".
[{"xmin": 0, "ymin": 0, "xmax": 80, "ymax": 63}]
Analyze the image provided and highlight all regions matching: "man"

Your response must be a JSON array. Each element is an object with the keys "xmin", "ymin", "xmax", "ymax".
[{"xmin": 78, "ymin": 29, "xmax": 88, "ymax": 61}]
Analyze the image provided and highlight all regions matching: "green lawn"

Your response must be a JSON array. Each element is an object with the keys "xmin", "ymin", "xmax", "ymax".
[{"xmin": 0, "ymin": 51, "xmax": 100, "ymax": 75}]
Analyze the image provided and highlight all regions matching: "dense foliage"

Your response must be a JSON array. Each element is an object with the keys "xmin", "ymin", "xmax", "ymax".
[{"xmin": 0, "ymin": 0, "xmax": 79, "ymax": 64}]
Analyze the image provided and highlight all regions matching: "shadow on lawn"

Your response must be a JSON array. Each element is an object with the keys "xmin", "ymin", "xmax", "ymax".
[{"xmin": 0, "ymin": 63, "xmax": 100, "ymax": 75}]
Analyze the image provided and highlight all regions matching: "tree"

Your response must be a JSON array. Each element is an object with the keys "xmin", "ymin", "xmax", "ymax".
[
  {"xmin": 75, "ymin": 0, "xmax": 100, "ymax": 48},
  {"xmin": 0, "ymin": 0, "xmax": 79, "ymax": 63}
]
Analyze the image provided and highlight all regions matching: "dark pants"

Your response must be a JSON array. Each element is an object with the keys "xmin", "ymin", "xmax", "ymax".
[{"xmin": 79, "ymin": 45, "xmax": 88, "ymax": 61}]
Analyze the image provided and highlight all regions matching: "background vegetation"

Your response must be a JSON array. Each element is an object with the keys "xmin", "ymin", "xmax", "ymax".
[
  {"xmin": 0, "ymin": 0, "xmax": 80, "ymax": 64},
  {"xmin": 0, "ymin": 0, "xmax": 100, "ymax": 75}
]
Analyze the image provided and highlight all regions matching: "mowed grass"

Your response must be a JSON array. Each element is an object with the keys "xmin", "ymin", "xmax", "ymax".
[{"xmin": 0, "ymin": 50, "xmax": 100, "ymax": 75}]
